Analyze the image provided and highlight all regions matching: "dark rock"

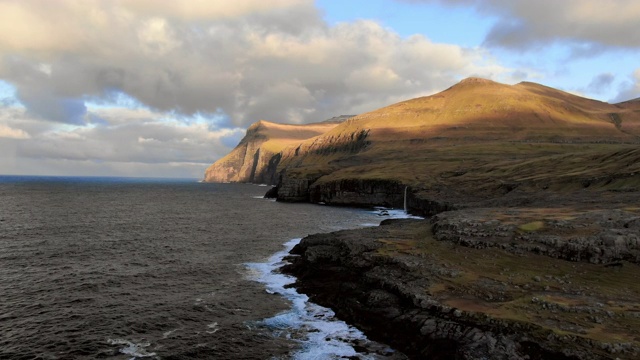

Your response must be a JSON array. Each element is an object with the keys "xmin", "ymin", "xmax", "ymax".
[
  {"xmin": 264, "ymin": 186, "xmax": 279, "ymax": 199},
  {"xmin": 282, "ymin": 220, "xmax": 606, "ymax": 360}
]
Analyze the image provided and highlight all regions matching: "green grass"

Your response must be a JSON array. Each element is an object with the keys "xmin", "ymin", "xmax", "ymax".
[
  {"xmin": 374, "ymin": 220, "xmax": 640, "ymax": 349},
  {"xmin": 518, "ymin": 221, "xmax": 545, "ymax": 232}
]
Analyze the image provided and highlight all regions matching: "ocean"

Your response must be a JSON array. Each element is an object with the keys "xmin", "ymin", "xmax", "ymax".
[{"xmin": 0, "ymin": 176, "xmax": 406, "ymax": 359}]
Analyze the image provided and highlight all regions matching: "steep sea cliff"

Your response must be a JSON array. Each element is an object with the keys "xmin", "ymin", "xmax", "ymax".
[{"xmin": 204, "ymin": 78, "xmax": 640, "ymax": 359}]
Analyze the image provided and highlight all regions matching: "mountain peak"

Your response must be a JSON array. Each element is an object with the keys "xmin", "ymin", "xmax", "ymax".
[
  {"xmin": 458, "ymin": 77, "xmax": 497, "ymax": 85},
  {"xmin": 247, "ymin": 119, "xmax": 271, "ymax": 130},
  {"xmin": 443, "ymin": 77, "xmax": 504, "ymax": 93}
]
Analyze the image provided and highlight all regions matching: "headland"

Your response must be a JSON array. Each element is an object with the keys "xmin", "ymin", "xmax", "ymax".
[{"xmin": 205, "ymin": 78, "xmax": 640, "ymax": 359}]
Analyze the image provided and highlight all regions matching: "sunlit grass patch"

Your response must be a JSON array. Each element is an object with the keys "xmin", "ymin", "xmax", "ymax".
[{"xmin": 518, "ymin": 221, "xmax": 544, "ymax": 232}]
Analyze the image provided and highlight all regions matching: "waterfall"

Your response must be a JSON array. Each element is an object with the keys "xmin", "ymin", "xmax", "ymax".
[{"xmin": 404, "ymin": 186, "xmax": 408, "ymax": 213}]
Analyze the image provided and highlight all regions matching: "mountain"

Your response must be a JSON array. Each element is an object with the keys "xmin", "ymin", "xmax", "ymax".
[
  {"xmin": 204, "ymin": 78, "xmax": 640, "ymax": 212},
  {"xmin": 263, "ymin": 81, "xmax": 640, "ymax": 359},
  {"xmin": 203, "ymin": 116, "xmax": 352, "ymax": 183},
  {"xmin": 617, "ymin": 97, "xmax": 640, "ymax": 111}
]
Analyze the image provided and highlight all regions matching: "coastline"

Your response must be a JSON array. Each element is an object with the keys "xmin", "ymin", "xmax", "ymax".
[
  {"xmin": 280, "ymin": 203, "xmax": 640, "ymax": 360},
  {"xmin": 246, "ymin": 208, "xmax": 417, "ymax": 359},
  {"xmin": 201, "ymin": 75, "xmax": 640, "ymax": 359}
]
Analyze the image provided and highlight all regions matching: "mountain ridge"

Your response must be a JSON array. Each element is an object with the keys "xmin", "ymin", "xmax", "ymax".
[
  {"xmin": 203, "ymin": 77, "xmax": 640, "ymax": 359},
  {"xmin": 204, "ymin": 77, "xmax": 640, "ymax": 211}
]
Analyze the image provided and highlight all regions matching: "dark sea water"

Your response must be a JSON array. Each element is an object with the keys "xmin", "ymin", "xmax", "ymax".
[{"xmin": 0, "ymin": 176, "xmax": 400, "ymax": 359}]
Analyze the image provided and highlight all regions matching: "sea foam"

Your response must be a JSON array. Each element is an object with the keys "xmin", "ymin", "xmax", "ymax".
[
  {"xmin": 246, "ymin": 238, "xmax": 375, "ymax": 359},
  {"xmin": 107, "ymin": 338, "xmax": 157, "ymax": 359},
  {"xmin": 246, "ymin": 208, "xmax": 420, "ymax": 359}
]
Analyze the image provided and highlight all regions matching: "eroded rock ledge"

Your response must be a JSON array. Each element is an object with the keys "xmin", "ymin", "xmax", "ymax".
[{"xmin": 282, "ymin": 214, "xmax": 640, "ymax": 360}]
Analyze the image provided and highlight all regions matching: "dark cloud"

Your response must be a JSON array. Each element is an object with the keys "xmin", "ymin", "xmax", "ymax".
[
  {"xmin": 483, "ymin": 19, "xmax": 537, "ymax": 50},
  {"xmin": 585, "ymin": 73, "xmax": 615, "ymax": 94},
  {"xmin": 610, "ymin": 69, "xmax": 640, "ymax": 103},
  {"xmin": 400, "ymin": 0, "xmax": 640, "ymax": 52},
  {"xmin": 18, "ymin": 92, "xmax": 87, "ymax": 125}
]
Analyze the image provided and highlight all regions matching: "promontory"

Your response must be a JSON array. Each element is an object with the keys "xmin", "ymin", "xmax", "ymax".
[{"xmin": 205, "ymin": 77, "xmax": 640, "ymax": 359}]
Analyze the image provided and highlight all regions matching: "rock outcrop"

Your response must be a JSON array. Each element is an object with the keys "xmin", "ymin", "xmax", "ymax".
[
  {"xmin": 283, "ymin": 217, "xmax": 640, "ymax": 360},
  {"xmin": 308, "ymin": 179, "xmax": 405, "ymax": 207},
  {"xmin": 431, "ymin": 208, "xmax": 640, "ymax": 264}
]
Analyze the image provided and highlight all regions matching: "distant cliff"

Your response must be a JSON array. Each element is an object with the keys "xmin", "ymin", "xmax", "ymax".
[
  {"xmin": 203, "ymin": 117, "xmax": 352, "ymax": 183},
  {"xmin": 205, "ymin": 78, "xmax": 640, "ymax": 210}
]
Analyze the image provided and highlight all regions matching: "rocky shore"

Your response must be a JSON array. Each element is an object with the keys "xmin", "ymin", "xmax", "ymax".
[
  {"xmin": 282, "ymin": 203, "xmax": 640, "ymax": 359},
  {"xmin": 202, "ymin": 77, "xmax": 640, "ymax": 359}
]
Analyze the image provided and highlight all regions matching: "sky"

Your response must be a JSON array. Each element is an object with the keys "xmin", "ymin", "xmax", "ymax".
[{"xmin": 0, "ymin": 0, "xmax": 639, "ymax": 178}]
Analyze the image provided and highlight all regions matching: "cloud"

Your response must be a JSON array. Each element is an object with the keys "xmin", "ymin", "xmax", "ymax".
[
  {"xmin": 0, "ymin": 124, "xmax": 30, "ymax": 139},
  {"xmin": 0, "ymin": 105, "xmax": 245, "ymax": 177},
  {"xmin": 585, "ymin": 73, "xmax": 615, "ymax": 94},
  {"xmin": 0, "ymin": 0, "xmax": 509, "ymax": 128},
  {"xmin": 611, "ymin": 69, "xmax": 640, "ymax": 103},
  {"xmin": 0, "ymin": 1, "xmax": 527, "ymax": 177},
  {"xmin": 115, "ymin": 0, "xmax": 306, "ymax": 21},
  {"xmin": 401, "ymin": 0, "xmax": 640, "ymax": 52}
]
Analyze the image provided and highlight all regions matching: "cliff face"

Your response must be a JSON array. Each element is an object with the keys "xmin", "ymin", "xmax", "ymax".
[
  {"xmin": 207, "ymin": 78, "xmax": 640, "ymax": 209},
  {"xmin": 203, "ymin": 118, "xmax": 348, "ymax": 183},
  {"xmin": 203, "ymin": 122, "xmax": 270, "ymax": 183},
  {"xmin": 283, "ymin": 216, "xmax": 640, "ymax": 359}
]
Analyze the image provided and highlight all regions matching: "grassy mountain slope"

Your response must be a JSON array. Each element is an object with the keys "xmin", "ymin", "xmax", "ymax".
[
  {"xmin": 265, "ymin": 81, "xmax": 640, "ymax": 359},
  {"xmin": 268, "ymin": 78, "xmax": 640, "ymax": 205}
]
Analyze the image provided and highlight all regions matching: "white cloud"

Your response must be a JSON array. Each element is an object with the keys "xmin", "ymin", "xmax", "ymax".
[
  {"xmin": 0, "ymin": 124, "xmax": 30, "ymax": 139},
  {"xmin": 115, "ymin": 0, "xmax": 306, "ymax": 21},
  {"xmin": 0, "ymin": 1, "xmax": 509, "ymax": 128},
  {"xmin": 0, "ymin": 104, "xmax": 245, "ymax": 177},
  {"xmin": 137, "ymin": 17, "xmax": 181, "ymax": 55},
  {"xmin": 0, "ymin": 0, "xmax": 521, "ymax": 177}
]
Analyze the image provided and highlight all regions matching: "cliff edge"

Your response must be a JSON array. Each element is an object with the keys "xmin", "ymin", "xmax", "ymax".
[
  {"xmin": 203, "ymin": 117, "xmax": 350, "ymax": 183},
  {"xmin": 284, "ymin": 213, "xmax": 640, "ymax": 359}
]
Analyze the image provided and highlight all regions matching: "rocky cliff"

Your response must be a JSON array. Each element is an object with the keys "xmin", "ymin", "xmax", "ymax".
[
  {"xmin": 203, "ymin": 117, "xmax": 350, "ymax": 183},
  {"xmin": 284, "ymin": 215, "xmax": 640, "ymax": 359},
  {"xmin": 267, "ymin": 78, "xmax": 640, "ymax": 208}
]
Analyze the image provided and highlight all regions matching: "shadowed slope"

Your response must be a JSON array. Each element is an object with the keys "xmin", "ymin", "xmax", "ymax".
[{"xmin": 203, "ymin": 118, "xmax": 349, "ymax": 183}]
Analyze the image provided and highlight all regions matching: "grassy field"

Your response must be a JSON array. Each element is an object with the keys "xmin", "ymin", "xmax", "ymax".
[{"xmin": 375, "ymin": 218, "xmax": 640, "ymax": 355}]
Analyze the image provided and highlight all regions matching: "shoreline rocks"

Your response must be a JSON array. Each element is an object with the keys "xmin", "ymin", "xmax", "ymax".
[
  {"xmin": 282, "ymin": 216, "xmax": 640, "ymax": 359},
  {"xmin": 431, "ymin": 208, "xmax": 640, "ymax": 265}
]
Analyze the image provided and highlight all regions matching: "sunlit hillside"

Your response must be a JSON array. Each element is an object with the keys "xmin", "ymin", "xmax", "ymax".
[{"xmin": 262, "ymin": 78, "xmax": 640, "ymax": 201}]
